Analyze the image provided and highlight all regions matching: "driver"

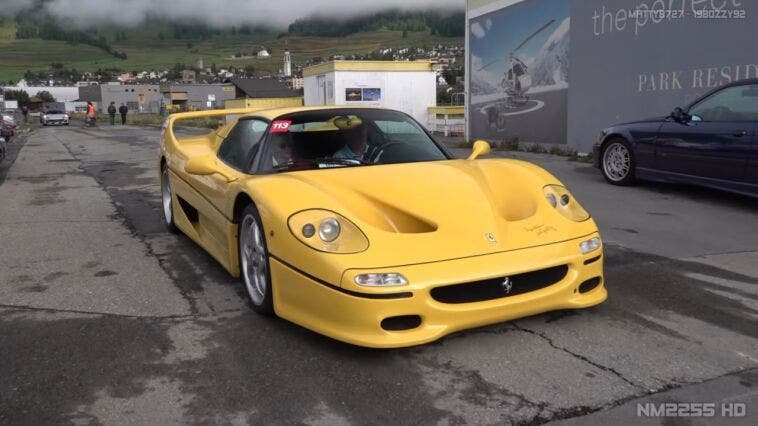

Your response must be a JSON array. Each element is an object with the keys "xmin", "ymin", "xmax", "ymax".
[{"xmin": 333, "ymin": 121, "xmax": 368, "ymax": 162}]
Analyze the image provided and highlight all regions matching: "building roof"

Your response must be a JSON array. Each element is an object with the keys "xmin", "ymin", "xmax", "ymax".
[
  {"xmin": 229, "ymin": 78, "xmax": 300, "ymax": 99},
  {"xmin": 303, "ymin": 60, "xmax": 436, "ymax": 77}
]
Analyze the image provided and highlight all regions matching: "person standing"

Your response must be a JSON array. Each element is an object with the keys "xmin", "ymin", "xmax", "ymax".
[
  {"xmin": 118, "ymin": 103, "xmax": 128, "ymax": 125},
  {"xmin": 85, "ymin": 102, "xmax": 96, "ymax": 127},
  {"xmin": 107, "ymin": 102, "xmax": 117, "ymax": 125},
  {"xmin": 21, "ymin": 105, "xmax": 29, "ymax": 123}
]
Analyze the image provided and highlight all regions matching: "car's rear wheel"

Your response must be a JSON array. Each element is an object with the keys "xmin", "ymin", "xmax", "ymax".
[
  {"xmin": 601, "ymin": 138, "xmax": 636, "ymax": 185},
  {"xmin": 239, "ymin": 204, "xmax": 274, "ymax": 315},
  {"xmin": 160, "ymin": 164, "xmax": 178, "ymax": 233}
]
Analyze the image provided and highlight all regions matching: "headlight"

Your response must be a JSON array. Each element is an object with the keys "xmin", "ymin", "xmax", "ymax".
[
  {"xmin": 288, "ymin": 209, "xmax": 368, "ymax": 254},
  {"xmin": 543, "ymin": 185, "xmax": 590, "ymax": 222},
  {"xmin": 355, "ymin": 273, "xmax": 408, "ymax": 287},
  {"xmin": 580, "ymin": 237, "xmax": 602, "ymax": 254},
  {"xmin": 318, "ymin": 218, "xmax": 340, "ymax": 242}
]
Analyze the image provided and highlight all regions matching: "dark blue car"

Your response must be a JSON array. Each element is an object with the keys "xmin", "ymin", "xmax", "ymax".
[{"xmin": 594, "ymin": 79, "xmax": 758, "ymax": 197}]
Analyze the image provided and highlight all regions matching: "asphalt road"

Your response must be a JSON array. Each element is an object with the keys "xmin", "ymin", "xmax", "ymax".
[{"xmin": 1, "ymin": 124, "xmax": 756, "ymax": 425}]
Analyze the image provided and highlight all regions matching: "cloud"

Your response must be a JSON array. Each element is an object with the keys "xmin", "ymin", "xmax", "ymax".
[
  {"xmin": 2, "ymin": 0, "xmax": 35, "ymax": 14},
  {"xmin": 471, "ymin": 54, "xmax": 501, "ymax": 88},
  {"xmin": 470, "ymin": 22, "xmax": 486, "ymax": 39},
  {"xmin": 2, "ymin": 0, "xmax": 464, "ymax": 28}
]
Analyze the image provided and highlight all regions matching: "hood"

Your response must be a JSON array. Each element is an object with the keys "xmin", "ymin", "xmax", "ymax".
[
  {"xmin": 252, "ymin": 159, "xmax": 598, "ymax": 267},
  {"xmin": 609, "ymin": 116, "xmax": 666, "ymax": 128}
]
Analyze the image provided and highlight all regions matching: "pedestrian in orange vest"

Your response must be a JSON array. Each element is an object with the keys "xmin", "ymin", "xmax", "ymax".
[{"xmin": 85, "ymin": 102, "xmax": 97, "ymax": 127}]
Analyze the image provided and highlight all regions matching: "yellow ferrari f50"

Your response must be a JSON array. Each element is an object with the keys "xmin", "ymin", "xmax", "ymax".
[{"xmin": 159, "ymin": 106, "xmax": 606, "ymax": 348}]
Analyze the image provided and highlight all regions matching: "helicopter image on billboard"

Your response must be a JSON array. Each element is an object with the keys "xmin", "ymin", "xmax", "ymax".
[{"xmin": 478, "ymin": 19, "xmax": 556, "ymax": 128}]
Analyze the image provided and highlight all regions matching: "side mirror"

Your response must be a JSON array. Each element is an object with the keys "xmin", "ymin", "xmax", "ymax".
[
  {"xmin": 185, "ymin": 155, "xmax": 236, "ymax": 182},
  {"xmin": 468, "ymin": 140, "xmax": 492, "ymax": 160},
  {"xmin": 670, "ymin": 107, "xmax": 690, "ymax": 123}
]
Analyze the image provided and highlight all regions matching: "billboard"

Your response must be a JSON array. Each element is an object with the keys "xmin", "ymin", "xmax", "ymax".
[
  {"xmin": 467, "ymin": 0, "xmax": 758, "ymax": 152},
  {"xmin": 568, "ymin": 0, "xmax": 756, "ymax": 152},
  {"xmin": 469, "ymin": 0, "xmax": 571, "ymax": 145}
]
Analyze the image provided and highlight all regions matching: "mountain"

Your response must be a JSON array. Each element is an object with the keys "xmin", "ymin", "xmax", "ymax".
[
  {"xmin": 529, "ymin": 17, "xmax": 569, "ymax": 89},
  {"xmin": 288, "ymin": 10, "xmax": 464, "ymax": 38},
  {"xmin": 0, "ymin": 10, "xmax": 464, "ymax": 83}
]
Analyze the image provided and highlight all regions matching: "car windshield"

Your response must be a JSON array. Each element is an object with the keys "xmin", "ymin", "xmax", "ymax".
[
  {"xmin": 47, "ymin": 110, "xmax": 64, "ymax": 114},
  {"xmin": 259, "ymin": 109, "xmax": 447, "ymax": 174}
]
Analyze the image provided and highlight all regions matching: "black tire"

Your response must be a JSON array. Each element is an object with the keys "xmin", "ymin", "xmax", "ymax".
[
  {"xmin": 600, "ymin": 138, "xmax": 636, "ymax": 185},
  {"xmin": 160, "ymin": 163, "xmax": 179, "ymax": 233},
  {"xmin": 238, "ymin": 204, "xmax": 275, "ymax": 315}
]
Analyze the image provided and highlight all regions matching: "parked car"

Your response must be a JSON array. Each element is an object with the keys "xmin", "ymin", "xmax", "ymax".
[
  {"xmin": 595, "ymin": 79, "xmax": 758, "ymax": 197},
  {"xmin": 0, "ymin": 121, "xmax": 15, "ymax": 140},
  {"xmin": 2, "ymin": 113, "xmax": 15, "ymax": 126},
  {"xmin": 0, "ymin": 136, "xmax": 6, "ymax": 163},
  {"xmin": 40, "ymin": 110, "xmax": 69, "ymax": 126}
]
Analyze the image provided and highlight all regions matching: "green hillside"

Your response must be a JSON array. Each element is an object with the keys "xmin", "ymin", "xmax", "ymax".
[{"xmin": 0, "ymin": 13, "xmax": 463, "ymax": 83}]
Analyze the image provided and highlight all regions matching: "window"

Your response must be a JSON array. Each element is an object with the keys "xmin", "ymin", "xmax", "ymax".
[
  {"xmin": 217, "ymin": 119, "xmax": 269, "ymax": 171},
  {"xmin": 259, "ymin": 109, "xmax": 446, "ymax": 174},
  {"xmin": 689, "ymin": 84, "xmax": 758, "ymax": 121},
  {"xmin": 374, "ymin": 120, "xmax": 418, "ymax": 134}
]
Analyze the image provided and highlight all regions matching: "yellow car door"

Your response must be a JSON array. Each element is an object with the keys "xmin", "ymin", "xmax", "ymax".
[{"xmin": 179, "ymin": 118, "xmax": 269, "ymax": 266}]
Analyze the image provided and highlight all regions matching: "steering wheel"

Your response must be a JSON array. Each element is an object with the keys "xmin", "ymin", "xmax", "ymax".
[{"xmin": 366, "ymin": 142, "xmax": 406, "ymax": 163}]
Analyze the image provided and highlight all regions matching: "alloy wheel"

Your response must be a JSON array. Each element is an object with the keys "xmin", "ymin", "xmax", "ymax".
[
  {"xmin": 161, "ymin": 167, "xmax": 173, "ymax": 225},
  {"xmin": 240, "ymin": 215, "xmax": 268, "ymax": 306},
  {"xmin": 603, "ymin": 143, "xmax": 631, "ymax": 182}
]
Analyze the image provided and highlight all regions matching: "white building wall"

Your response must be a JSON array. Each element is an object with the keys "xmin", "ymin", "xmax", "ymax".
[
  {"xmin": 303, "ymin": 73, "xmax": 336, "ymax": 106},
  {"xmin": 304, "ymin": 70, "xmax": 436, "ymax": 125}
]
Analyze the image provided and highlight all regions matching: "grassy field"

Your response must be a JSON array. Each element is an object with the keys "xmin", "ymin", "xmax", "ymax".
[{"xmin": 0, "ymin": 19, "xmax": 462, "ymax": 82}]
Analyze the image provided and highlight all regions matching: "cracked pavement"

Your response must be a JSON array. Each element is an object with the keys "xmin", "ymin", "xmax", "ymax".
[{"xmin": 0, "ymin": 125, "xmax": 756, "ymax": 424}]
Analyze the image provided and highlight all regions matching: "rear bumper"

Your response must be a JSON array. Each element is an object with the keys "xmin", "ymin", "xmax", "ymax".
[{"xmin": 271, "ymin": 233, "xmax": 606, "ymax": 348}]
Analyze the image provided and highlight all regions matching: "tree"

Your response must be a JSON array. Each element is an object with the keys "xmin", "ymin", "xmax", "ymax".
[
  {"xmin": 37, "ymin": 91, "xmax": 56, "ymax": 103},
  {"xmin": 3, "ymin": 89, "xmax": 31, "ymax": 106}
]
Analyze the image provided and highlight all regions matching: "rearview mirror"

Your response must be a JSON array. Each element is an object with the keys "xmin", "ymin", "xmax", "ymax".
[
  {"xmin": 670, "ymin": 107, "xmax": 690, "ymax": 123},
  {"xmin": 468, "ymin": 140, "xmax": 492, "ymax": 160},
  {"xmin": 185, "ymin": 155, "xmax": 235, "ymax": 182}
]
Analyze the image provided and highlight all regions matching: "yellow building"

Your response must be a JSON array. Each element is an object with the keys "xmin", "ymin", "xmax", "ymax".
[
  {"xmin": 225, "ymin": 77, "xmax": 303, "ymax": 110},
  {"xmin": 225, "ymin": 97, "xmax": 303, "ymax": 109}
]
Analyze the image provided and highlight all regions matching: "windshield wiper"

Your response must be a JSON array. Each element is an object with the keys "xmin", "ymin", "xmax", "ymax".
[{"xmin": 272, "ymin": 157, "xmax": 368, "ymax": 173}]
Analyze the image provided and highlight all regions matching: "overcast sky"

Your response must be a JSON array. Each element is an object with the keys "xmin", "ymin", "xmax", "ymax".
[{"xmin": 3, "ymin": 0, "xmax": 464, "ymax": 28}]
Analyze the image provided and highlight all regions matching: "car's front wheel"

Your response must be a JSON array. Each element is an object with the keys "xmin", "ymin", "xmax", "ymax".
[
  {"xmin": 238, "ymin": 204, "xmax": 274, "ymax": 315},
  {"xmin": 160, "ymin": 164, "xmax": 178, "ymax": 233},
  {"xmin": 601, "ymin": 138, "xmax": 636, "ymax": 185}
]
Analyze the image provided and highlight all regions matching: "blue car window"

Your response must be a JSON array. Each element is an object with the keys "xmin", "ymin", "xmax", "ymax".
[{"xmin": 689, "ymin": 84, "xmax": 758, "ymax": 122}]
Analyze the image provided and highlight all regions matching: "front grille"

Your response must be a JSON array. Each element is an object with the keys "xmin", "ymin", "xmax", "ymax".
[{"xmin": 430, "ymin": 265, "xmax": 568, "ymax": 304}]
